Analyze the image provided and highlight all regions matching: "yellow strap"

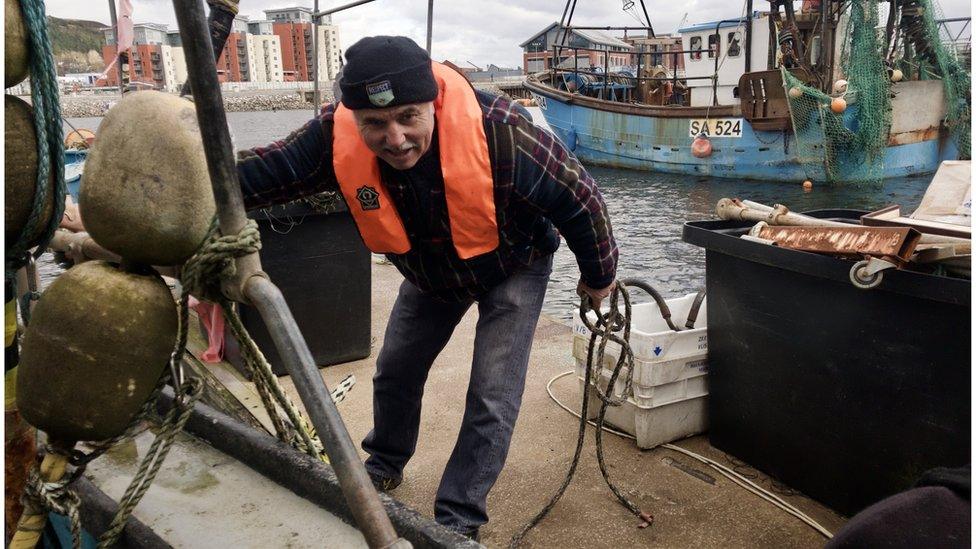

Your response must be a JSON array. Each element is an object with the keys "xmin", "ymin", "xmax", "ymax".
[
  {"xmin": 5, "ymin": 298, "xmax": 17, "ymax": 348},
  {"xmin": 5, "ymin": 367, "xmax": 18, "ymax": 410}
]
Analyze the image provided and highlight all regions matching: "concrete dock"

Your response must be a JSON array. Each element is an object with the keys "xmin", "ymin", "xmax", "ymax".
[{"xmin": 273, "ymin": 260, "xmax": 848, "ymax": 548}]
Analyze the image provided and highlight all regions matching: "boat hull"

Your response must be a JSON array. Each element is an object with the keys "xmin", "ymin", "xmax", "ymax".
[{"xmin": 528, "ymin": 85, "xmax": 954, "ymax": 183}]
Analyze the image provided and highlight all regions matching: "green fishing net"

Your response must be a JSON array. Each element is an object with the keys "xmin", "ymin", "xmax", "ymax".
[
  {"xmin": 783, "ymin": 0, "xmax": 970, "ymax": 184},
  {"xmin": 901, "ymin": 0, "xmax": 971, "ymax": 159}
]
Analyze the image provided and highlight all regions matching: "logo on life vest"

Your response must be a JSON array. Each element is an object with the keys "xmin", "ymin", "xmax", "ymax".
[
  {"xmin": 366, "ymin": 80, "xmax": 394, "ymax": 107},
  {"xmin": 356, "ymin": 186, "xmax": 381, "ymax": 210}
]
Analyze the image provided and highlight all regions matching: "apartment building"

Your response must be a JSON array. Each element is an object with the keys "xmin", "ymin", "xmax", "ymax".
[
  {"xmin": 99, "ymin": 9, "xmax": 336, "ymax": 90},
  {"xmin": 100, "ymin": 23, "xmax": 177, "ymax": 90},
  {"xmin": 265, "ymin": 7, "xmax": 342, "ymax": 82}
]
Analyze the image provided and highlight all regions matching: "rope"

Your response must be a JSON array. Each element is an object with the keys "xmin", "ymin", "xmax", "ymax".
[
  {"xmin": 6, "ymin": 0, "xmax": 66, "ymax": 276},
  {"xmin": 95, "ymin": 377, "xmax": 203, "ymax": 548},
  {"xmin": 181, "ymin": 218, "xmax": 328, "ymax": 461},
  {"xmin": 19, "ymin": 448, "xmax": 82, "ymax": 548},
  {"xmin": 544, "ymin": 370, "xmax": 835, "ymax": 539},
  {"xmin": 510, "ymin": 284, "xmax": 652, "ymax": 548},
  {"xmin": 16, "ymin": 370, "xmax": 202, "ymax": 549}
]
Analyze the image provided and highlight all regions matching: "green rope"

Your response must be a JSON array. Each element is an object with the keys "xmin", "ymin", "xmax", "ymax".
[
  {"xmin": 182, "ymin": 219, "xmax": 327, "ymax": 460},
  {"xmin": 96, "ymin": 377, "xmax": 203, "ymax": 548},
  {"xmin": 19, "ymin": 371, "xmax": 202, "ymax": 549},
  {"xmin": 6, "ymin": 0, "xmax": 66, "ymax": 274}
]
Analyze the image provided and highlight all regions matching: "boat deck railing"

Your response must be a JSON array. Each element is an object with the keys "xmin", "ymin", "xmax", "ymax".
[{"xmin": 550, "ymin": 44, "xmax": 718, "ymax": 106}]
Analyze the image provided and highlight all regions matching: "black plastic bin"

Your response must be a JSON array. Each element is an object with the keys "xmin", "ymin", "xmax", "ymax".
[
  {"xmin": 223, "ymin": 199, "xmax": 371, "ymax": 377},
  {"xmin": 682, "ymin": 209, "xmax": 971, "ymax": 517}
]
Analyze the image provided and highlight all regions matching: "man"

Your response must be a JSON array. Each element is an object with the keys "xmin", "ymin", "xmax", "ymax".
[{"xmin": 237, "ymin": 36, "xmax": 617, "ymax": 539}]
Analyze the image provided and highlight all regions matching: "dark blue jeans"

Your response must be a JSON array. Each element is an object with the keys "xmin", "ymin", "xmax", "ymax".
[{"xmin": 362, "ymin": 254, "xmax": 553, "ymax": 532}]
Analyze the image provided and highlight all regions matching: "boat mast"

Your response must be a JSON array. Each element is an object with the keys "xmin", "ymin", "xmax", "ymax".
[
  {"xmin": 107, "ymin": 0, "xmax": 125, "ymax": 93},
  {"xmin": 745, "ymin": 0, "xmax": 753, "ymax": 72}
]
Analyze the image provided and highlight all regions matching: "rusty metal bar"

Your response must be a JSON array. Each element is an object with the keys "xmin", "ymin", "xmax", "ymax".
[{"xmin": 754, "ymin": 225, "xmax": 922, "ymax": 262}]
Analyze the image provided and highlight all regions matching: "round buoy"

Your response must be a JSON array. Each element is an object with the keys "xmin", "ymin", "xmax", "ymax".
[
  {"xmin": 691, "ymin": 134, "xmax": 712, "ymax": 158},
  {"xmin": 830, "ymin": 97, "xmax": 847, "ymax": 114},
  {"xmin": 5, "ymin": 0, "xmax": 28, "ymax": 88},
  {"xmin": 832, "ymin": 79, "xmax": 848, "ymax": 94},
  {"xmin": 65, "ymin": 128, "xmax": 96, "ymax": 149},
  {"xmin": 81, "ymin": 91, "xmax": 216, "ymax": 266},
  {"xmin": 788, "ymin": 86, "xmax": 803, "ymax": 99},
  {"xmin": 802, "ymin": 180, "xmax": 813, "ymax": 191},
  {"xmin": 17, "ymin": 261, "xmax": 177, "ymax": 442},
  {"xmin": 5, "ymin": 95, "xmax": 55, "ymax": 249},
  {"xmin": 891, "ymin": 69, "xmax": 904, "ymax": 82}
]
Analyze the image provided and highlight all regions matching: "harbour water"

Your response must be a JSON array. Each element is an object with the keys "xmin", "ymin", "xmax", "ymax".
[{"xmin": 63, "ymin": 107, "xmax": 930, "ymax": 322}]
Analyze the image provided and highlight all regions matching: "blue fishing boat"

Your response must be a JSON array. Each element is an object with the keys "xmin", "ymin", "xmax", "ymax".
[
  {"xmin": 524, "ymin": 0, "xmax": 971, "ymax": 183},
  {"xmin": 64, "ymin": 148, "xmax": 87, "ymax": 201}
]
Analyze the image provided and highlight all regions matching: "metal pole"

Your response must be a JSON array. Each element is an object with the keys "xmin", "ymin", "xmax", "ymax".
[
  {"xmin": 313, "ymin": 0, "xmax": 320, "ymax": 113},
  {"xmin": 170, "ymin": 2, "xmax": 409, "ymax": 547},
  {"xmin": 426, "ymin": 0, "xmax": 434, "ymax": 54},
  {"xmin": 312, "ymin": 0, "xmax": 378, "ymax": 18},
  {"xmin": 745, "ymin": 0, "xmax": 753, "ymax": 73},
  {"xmin": 107, "ymin": 0, "xmax": 124, "ymax": 93}
]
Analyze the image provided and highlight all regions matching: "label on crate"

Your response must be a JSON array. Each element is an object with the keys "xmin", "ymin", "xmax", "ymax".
[
  {"xmin": 697, "ymin": 334, "xmax": 708, "ymax": 351},
  {"xmin": 687, "ymin": 358, "xmax": 708, "ymax": 373}
]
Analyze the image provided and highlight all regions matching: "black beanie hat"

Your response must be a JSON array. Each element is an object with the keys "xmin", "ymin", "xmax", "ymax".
[{"xmin": 339, "ymin": 36, "xmax": 438, "ymax": 110}]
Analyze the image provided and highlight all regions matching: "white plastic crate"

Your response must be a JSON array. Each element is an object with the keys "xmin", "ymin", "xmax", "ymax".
[
  {"xmin": 572, "ymin": 293, "xmax": 709, "ymax": 387},
  {"xmin": 577, "ymin": 375, "xmax": 708, "ymax": 449},
  {"xmin": 571, "ymin": 293, "xmax": 709, "ymax": 448}
]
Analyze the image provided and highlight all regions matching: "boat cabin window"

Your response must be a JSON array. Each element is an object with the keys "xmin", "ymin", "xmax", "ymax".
[
  {"xmin": 708, "ymin": 34, "xmax": 720, "ymax": 58},
  {"xmin": 728, "ymin": 31, "xmax": 742, "ymax": 57},
  {"xmin": 690, "ymin": 36, "xmax": 703, "ymax": 60}
]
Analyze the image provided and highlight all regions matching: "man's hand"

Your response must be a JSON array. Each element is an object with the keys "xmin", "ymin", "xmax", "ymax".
[
  {"xmin": 577, "ymin": 279, "xmax": 616, "ymax": 311},
  {"xmin": 59, "ymin": 196, "xmax": 85, "ymax": 232}
]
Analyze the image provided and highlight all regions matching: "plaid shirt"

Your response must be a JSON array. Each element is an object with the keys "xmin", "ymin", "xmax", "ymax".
[{"xmin": 237, "ymin": 91, "xmax": 617, "ymax": 302}]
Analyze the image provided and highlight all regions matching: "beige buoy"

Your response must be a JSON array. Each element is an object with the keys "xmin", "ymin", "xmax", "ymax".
[
  {"xmin": 17, "ymin": 261, "xmax": 177, "ymax": 442},
  {"xmin": 788, "ymin": 86, "xmax": 803, "ymax": 99},
  {"xmin": 5, "ymin": 95, "xmax": 55, "ymax": 248},
  {"xmin": 5, "ymin": 0, "xmax": 29, "ymax": 88},
  {"xmin": 65, "ymin": 128, "xmax": 96, "ymax": 149},
  {"xmin": 802, "ymin": 180, "xmax": 813, "ymax": 191},
  {"xmin": 832, "ymin": 79, "xmax": 848, "ymax": 94},
  {"xmin": 830, "ymin": 97, "xmax": 847, "ymax": 114},
  {"xmin": 891, "ymin": 69, "xmax": 904, "ymax": 82},
  {"xmin": 81, "ymin": 91, "xmax": 216, "ymax": 265}
]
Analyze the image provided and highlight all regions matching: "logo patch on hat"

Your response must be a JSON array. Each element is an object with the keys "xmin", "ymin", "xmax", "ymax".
[
  {"xmin": 366, "ymin": 80, "xmax": 395, "ymax": 107},
  {"xmin": 356, "ymin": 185, "xmax": 381, "ymax": 210}
]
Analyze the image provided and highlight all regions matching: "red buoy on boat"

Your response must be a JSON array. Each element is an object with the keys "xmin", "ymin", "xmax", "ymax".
[{"xmin": 691, "ymin": 133, "xmax": 712, "ymax": 158}]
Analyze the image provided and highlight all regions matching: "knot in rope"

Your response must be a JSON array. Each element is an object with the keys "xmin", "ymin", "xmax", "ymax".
[
  {"xmin": 181, "ymin": 219, "xmax": 261, "ymax": 302},
  {"xmin": 21, "ymin": 448, "xmax": 83, "ymax": 549}
]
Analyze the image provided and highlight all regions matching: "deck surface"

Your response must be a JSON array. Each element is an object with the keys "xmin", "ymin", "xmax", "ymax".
[
  {"xmin": 271, "ymin": 260, "xmax": 848, "ymax": 548},
  {"xmin": 85, "ymin": 431, "xmax": 369, "ymax": 548}
]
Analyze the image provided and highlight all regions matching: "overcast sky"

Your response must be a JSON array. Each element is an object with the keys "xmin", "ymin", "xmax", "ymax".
[{"xmin": 46, "ymin": 0, "xmax": 972, "ymax": 69}]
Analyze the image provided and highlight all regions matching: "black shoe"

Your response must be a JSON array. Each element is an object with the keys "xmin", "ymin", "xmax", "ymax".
[
  {"xmin": 448, "ymin": 526, "xmax": 480, "ymax": 543},
  {"xmin": 367, "ymin": 471, "xmax": 402, "ymax": 492}
]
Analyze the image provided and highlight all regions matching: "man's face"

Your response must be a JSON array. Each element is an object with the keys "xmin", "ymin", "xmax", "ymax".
[{"xmin": 353, "ymin": 102, "xmax": 435, "ymax": 170}]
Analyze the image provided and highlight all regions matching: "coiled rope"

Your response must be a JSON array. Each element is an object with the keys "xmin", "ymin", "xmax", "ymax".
[
  {"xmin": 6, "ymin": 0, "xmax": 66, "ymax": 277},
  {"xmin": 510, "ymin": 284, "xmax": 653, "ymax": 547}
]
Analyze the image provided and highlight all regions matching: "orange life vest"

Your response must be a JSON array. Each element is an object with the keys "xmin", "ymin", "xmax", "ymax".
[{"xmin": 332, "ymin": 62, "xmax": 499, "ymax": 259}]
